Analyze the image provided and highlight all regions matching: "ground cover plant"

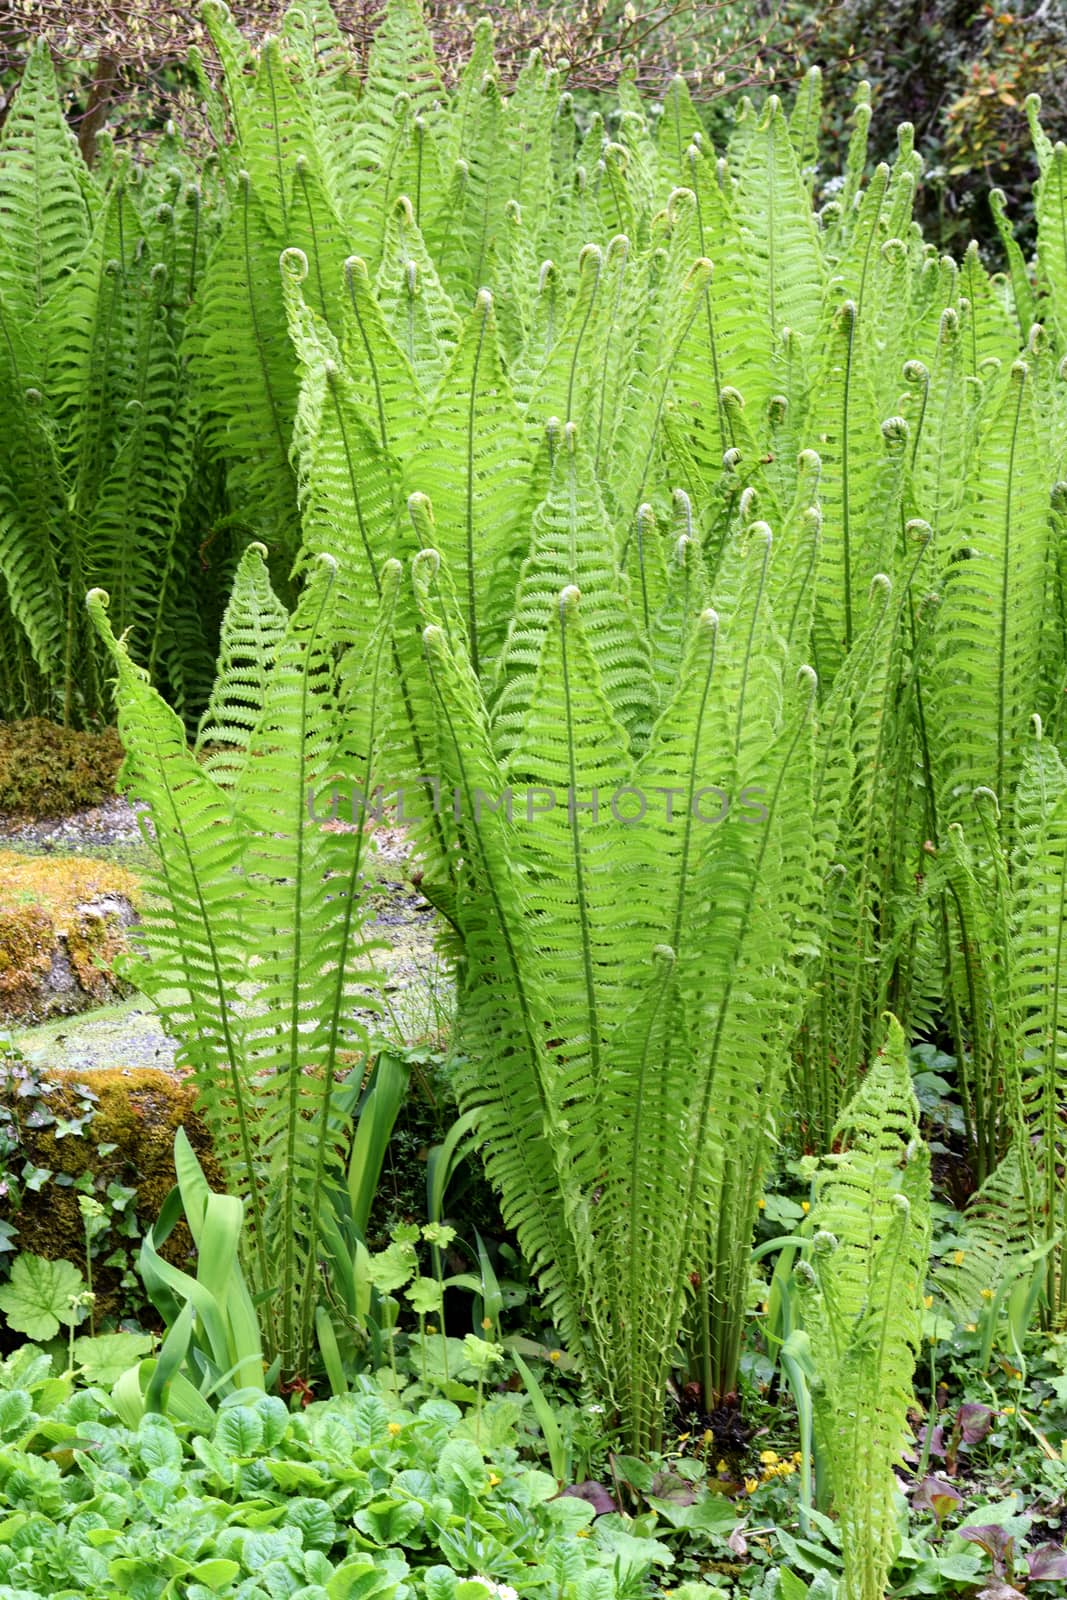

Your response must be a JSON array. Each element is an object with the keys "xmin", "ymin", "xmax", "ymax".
[{"xmin": 4, "ymin": 2, "xmax": 1067, "ymax": 1599}]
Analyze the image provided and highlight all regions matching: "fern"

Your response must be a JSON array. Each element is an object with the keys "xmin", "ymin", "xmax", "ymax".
[
  {"xmin": 0, "ymin": 40, "xmax": 94, "ymax": 329},
  {"xmin": 929, "ymin": 360, "xmax": 1051, "ymax": 824},
  {"xmin": 11, "ymin": 0, "xmax": 1065, "ymax": 1438},
  {"xmin": 89, "ymin": 550, "xmax": 398, "ymax": 1375},
  {"xmin": 795, "ymin": 1018, "xmax": 931, "ymax": 1600}
]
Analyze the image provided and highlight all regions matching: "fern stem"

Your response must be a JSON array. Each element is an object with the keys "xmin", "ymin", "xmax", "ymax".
[
  {"xmin": 280, "ymin": 563, "xmax": 336, "ymax": 1369},
  {"xmin": 464, "ymin": 297, "xmax": 490, "ymax": 678},
  {"xmin": 296, "ymin": 584, "xmax": 397, "ymax": 1372}
]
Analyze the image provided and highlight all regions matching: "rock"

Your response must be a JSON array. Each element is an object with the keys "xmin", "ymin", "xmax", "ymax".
[
  {"xmin": 0, "ymin": 1060, "xmax": 220, "ymax": 1335},
  {"xmin": 0, "ymin": 851, "xmax": 140, "ymax": 1024}
]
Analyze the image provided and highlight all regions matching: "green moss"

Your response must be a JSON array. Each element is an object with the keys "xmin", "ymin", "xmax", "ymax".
[
  {"xmin": 0, "ymin": 902, "xmax": 52, "ymax": 1017},
  {"xmin": 0, "ymin": 851, "xmax": 140, "ymax": 1023},
  {"xmin": 0, "ymin": 719, "xmax": 122, "ymax": 818},
  {"xmin": 3, "ymin": 1065, "xmax": 222, "ymax": 1331}
]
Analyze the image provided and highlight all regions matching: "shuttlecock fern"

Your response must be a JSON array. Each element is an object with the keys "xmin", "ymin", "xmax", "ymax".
[
  {"xmin": 88, "ymin": 548, "xmax": 399, "ymax": 1375},
  {"xmin": 795, "ymin": 1017, "xmax": 932, "ymax": 1600}
]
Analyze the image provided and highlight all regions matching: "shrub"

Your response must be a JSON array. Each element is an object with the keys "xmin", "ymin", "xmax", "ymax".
[
  {"xmin": 80, "ymin": 0, "xmax": 1067, "ymax": 1455},
  {"xmin": 780, "ymin": 0, "xmax": 1067, "ymax": 248}
]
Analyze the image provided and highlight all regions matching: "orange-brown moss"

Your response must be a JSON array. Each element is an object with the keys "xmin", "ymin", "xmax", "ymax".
[
  {"xmin": 5, "ymin": 1066, "xmax": 222, "ymax": 1327},
  {"xmin": 0, "ymin": 719, "xmax": 123, "ymax": 818},
  {"xmin": 0, "ymin": 850, "xmax": 141, "ymax": 1022}
]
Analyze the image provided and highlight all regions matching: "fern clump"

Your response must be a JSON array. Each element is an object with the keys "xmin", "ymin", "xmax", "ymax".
[
  {"xmin": 33, "ymin": 0, "xmax": 1067, "ymax": 1447},
  {"xmin": 88, "ymin": 546, "xmax": 400, "ymax": 1376},
  {"xmin": 795, "ymin": 1018, "xmax": 932, "ymax": 1600},
  {"xmin": 0, "ymin": 42, "xmax": 227, "ymax": 726}
]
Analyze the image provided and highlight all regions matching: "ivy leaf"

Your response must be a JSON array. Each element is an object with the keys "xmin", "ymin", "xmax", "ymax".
[{"xmin": 0, "ymin": 1253, "xmax": 87, "ymax": 1339}]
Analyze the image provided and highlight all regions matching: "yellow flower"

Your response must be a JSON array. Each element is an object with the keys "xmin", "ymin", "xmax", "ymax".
[
  {"xmin": 792, "ymin": 1451, "xmax": 803, "ymax": 1462},
  {"xmin": 482, "ymin": 1317, "xmax": 493, "ymax": 1331},
  {"xmin": 759, "ymin": 1449, "xmax": 779, "ymax": 1465},
  {"xmin": 966, "ymin": 1323, "xmax": 977, "ymax": 1332},
  {"xmin": 744, "ymin": 1477, "xmax": 759, "ymax": 1495},
  {"xmin": 676, "ymin": 1432, "xmax": 691, "ymax": 1444},
  {"xmin": 549, "ymin": 1349, "xmax": 562, "ymax": 1362},
  {"xmin": 757, "ymin": 1197, "xmax": 766, "ymax": 1210},
  {"xmin": 980, "ymin": 1288, "xmax": 994, "ymax": 1300},
  {"xmin": 716, "ymin": 1459, "xmax": 728, "ymax": 1474},
  {"xmin": 702, "ymin": 1430, "xmax": 713, "ymax": 1446},
  {"xmin": 387, "ymin": 1422, "xmax": 403, "ymax": 1436},
  {"xmin": 923, "ymin": 1295, "xmax": 933, "ymax": 1309},
  {"xmin": 953, "ymin": 1250, "xmax": 966, "ymax": 1265},
  {"xmin": 1002, "ymin": 1405, "xmax": 1016, "ymax": 1415},
  {"xmin": 576, "ymin": 1527, "xmax": 590, "ymax": 1538},
  {"xmin": 801, "ymin": 1201, "xmax": 810, "ymax": 1213},
  {"xmin": 488, "ymin": 1472, "xmax": 501, "ymax": 1487},
  {"xmin": 426, "ymin": 1324, "xmax": 438, "ymax": 1335}
]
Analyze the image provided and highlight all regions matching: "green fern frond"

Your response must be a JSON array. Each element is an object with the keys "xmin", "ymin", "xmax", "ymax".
[
  {"xmin": 283, "ymin": 247, "xmax": 402, "ymax": 644},
  {"xmin": 1036, "ymin": 142, "xmax": 1067, "ymax": 347},
  {"xmin": 375, "ymin": 194, "xmax": 459, "ymax": 391},
  {"xmin": 822, "ymin": 81, "xmax": 872, "ymax": 259},
  {"xmin": 797, "ymin": 1016, "xmax": 931, "ymax": 1600},
  {"xmin": 656, "ymin": 75, "xmax": 701, "ymax": 189},
  {"xmin": 788, "ymin": 67, "xmax": 822, "ymax": 192},
  {"xmin": 0, "ymin": 298, "xmax": 68, "ymax": 687},
  {"xmin": 356, "ymin": 0, "xmax": 447, "ymax": 167},
  {"xmin": 989, "ymin": 188, "xmax": 1035, "ymax": 338},
  {"xmin": 930, "ymin": 360, "xmax": 1050, "ymax": 821},
  {"xmin": 192, "ymin": 171, "xmax": 301, "ymax": 550},
  {"xmin": 404, "ymin": 288, "xmax": 531, "ymax": 680},
  {"xmin": 194, "ymin": 541, "xmax": 290, "ymax": 786},
  {"xmin": 237, "ymin": 39, "xmax": 318, "ymax": 241},
  {"xmin": 491, "ymin": 423, "xmax": 655, "ymax": 760},
  {"xmin": 0, "ymin": 39, "xmax": 94, "ymax": 328},
  {"xmin": 734, "ymin": 95, "xmax": 824, "ymax": 351}
]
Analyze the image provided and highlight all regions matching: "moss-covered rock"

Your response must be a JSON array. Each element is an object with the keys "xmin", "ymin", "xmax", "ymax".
[
  {"xmin": 1, "ymin": 1061, "xmax": 222, "ymax": 1336},
  {"xmin": 0, "ymin": 851, "xmax": 140, "ymax": 1023},
  {"xmin": 0, "ymin": 719, "xmax": 122, "ymax": 818}
]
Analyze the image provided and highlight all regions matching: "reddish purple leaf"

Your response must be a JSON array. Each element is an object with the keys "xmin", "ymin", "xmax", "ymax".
[
  {"xmin": 912, "ymin": 1475, "xmax": 962, "ymax": 1528},
  {"xmin": 648, "ymin": 1470, "xmax": 698, "ymax": 1506},
  {"xmin": 1026, "ymin": 1543, "xmax": 1067, "ymax": 1581},
  {"xmin": 561, "ymin": 1481, "xmax": 616, "ymax": 1515},
  {"xmin": 956, "ymin": 1403, "xmax": 994, "ymax": 1444},
  {"xmin": 960, "ymin": 1524, "xmax": 1016, "ymax": 1578}
]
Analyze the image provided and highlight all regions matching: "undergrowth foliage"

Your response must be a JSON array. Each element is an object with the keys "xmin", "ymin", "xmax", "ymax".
[{"xmin": 53, "ymin": 0, "xmax": 1067, "ymax": 1461}]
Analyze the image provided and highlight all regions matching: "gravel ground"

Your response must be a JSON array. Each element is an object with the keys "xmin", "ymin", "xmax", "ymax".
[
  {"xmin": 0, "ymin": 795, "xmax": 150, "ymax": 858},
  {"xmin": 9, "ymin": 804, "xmax": 451, "ymax": 1071}
]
